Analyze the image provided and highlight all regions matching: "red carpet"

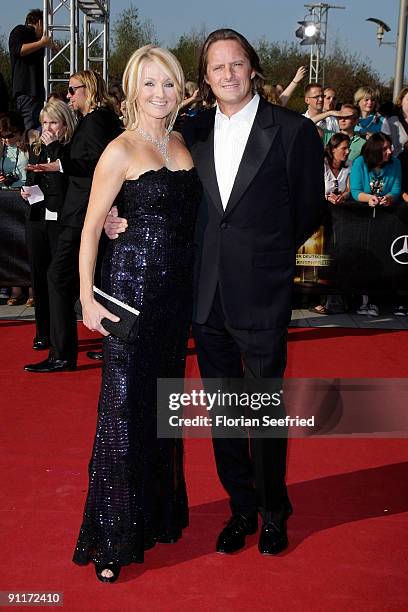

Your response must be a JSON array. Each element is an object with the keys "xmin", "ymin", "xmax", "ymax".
[{"xmin": 1, "ymin": 321, "xmax": 407, "ymax": 611}]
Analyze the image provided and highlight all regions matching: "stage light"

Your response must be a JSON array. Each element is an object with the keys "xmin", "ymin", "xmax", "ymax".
[
  {"xmin": 295, "ymin": 18, "xmax": 323, "ymax": 45},
  {"xmin": 304, "ymin": 23, "xmax": 318, "ymax": 37}
]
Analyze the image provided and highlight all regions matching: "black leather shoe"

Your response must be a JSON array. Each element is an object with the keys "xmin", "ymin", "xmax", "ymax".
[
  {"xmin": 86, "ymin": 350, "xmax": 103, "ymax": 360},
  {"xmin": 258, "ymin": 520, "xmax": 288, "ymax": 555},
  {"xmin": 216, "ymin": 514, "xmax": 258, "ymax": 554},
  {"xmin": 95, "ymin": 563, "xmax": 121, "ymax": 583},
  {"xmin": 32, "ymin": 337, "xmax": 49, "ymax": 350},
  {"xmin": 24, "ymin": 357, "xmax": 76, "ymax": 373}
]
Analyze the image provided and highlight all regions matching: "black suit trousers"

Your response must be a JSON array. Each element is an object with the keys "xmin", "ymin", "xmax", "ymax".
[
  {"xmin": 25, "ymin": 219, "xmax": 61, "ymax": 340},
  {"xmin": 192, "ymin": 289, "xmax": 290, "ymax": 522},
  {"xmin": 47, "ymin": 226, "xmax": 82, "ymax": 363}
]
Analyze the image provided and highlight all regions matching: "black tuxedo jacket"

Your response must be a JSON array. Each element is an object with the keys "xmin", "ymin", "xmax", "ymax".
[
  {"xmin": 60, "ymin": 106, "xmax": 122, "ymax": 228},
  {"xmin": 183, "ymin": 96, "xmax": 325, "ymax": 330},
  {"xmin": 26, "ymin": 141, "xmax": 68, "ymax": 221}
]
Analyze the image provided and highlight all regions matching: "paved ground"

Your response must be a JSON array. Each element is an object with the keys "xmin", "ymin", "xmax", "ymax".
[{"xmin": 1, "ymin": 303, "xmax": 408, "ymax": 329}]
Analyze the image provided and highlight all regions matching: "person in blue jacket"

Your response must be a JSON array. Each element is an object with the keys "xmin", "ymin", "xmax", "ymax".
[
  {"xmin": 350, "ymin": 132, "xmax": 401, "ymax": 317},
  {"xmin": 350, "ymin": 133, "xmax": 401, "ymax": 206}
]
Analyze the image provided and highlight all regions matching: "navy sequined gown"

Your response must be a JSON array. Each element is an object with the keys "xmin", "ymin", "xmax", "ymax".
[{"xmin": 73, "ymin": 167, "xmax": 201, "ymax": 566}]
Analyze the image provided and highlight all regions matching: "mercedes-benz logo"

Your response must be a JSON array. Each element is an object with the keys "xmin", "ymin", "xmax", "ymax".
[{"xmin": 390, "ymin": 235, "xmax": 408, "ymax": 264}]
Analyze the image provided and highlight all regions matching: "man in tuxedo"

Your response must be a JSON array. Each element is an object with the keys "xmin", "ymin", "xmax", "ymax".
[{"xmin": 106, "ymin": 29, "xmax": 325, "ymax": 555}]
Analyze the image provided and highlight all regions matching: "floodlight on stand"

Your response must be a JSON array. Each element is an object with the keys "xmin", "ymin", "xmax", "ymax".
[
  {"xmin": 295, "ymin": 3, "xmax": 346, "ymax": 84},
  {"xmin": 305, "ymin": 23, "xmax": 318, "ymax": 37},
  {"xmin": 295, "ymin": 17, "xmax": 323, "ymax": 45}
]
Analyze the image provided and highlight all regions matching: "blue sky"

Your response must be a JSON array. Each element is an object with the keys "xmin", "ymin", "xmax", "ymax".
[{"xmin": 0, "ymin": 0, "xmax": 402, "ymax": 82}]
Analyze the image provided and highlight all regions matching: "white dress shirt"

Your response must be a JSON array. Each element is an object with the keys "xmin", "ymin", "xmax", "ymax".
[
  {"xmin": 388, "ymin": 115, "xmax": 408, "ymax": 156},
  {"xmin": 324, "ymin": 160, "xmax": 351, "ymax": 195},
  {"xmin": 302, "ymin": 109, "xmax": 339, "ymax": 131},
  {"xmin": 325, "ymin": 115, "xmax": 340, "ymax": 132},
  {"xmin": 214, "ymin": 93, "xmax": 260, "ymax": 209},
  {"xmin": 303, "ymin": 109, "xmax": 326, "ymax": 130}
]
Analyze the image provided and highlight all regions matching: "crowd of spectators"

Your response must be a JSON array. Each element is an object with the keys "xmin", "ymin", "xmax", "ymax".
[{"xmin": 1, "ymin": 8, "xmax": 408, "ymax": 330}]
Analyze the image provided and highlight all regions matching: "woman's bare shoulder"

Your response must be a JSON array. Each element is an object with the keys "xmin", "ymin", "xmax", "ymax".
[
  {"xmin": 171, "ymin": 130, "xmax": 186, "ymax": 145},
  {"xmin": 102, "ymin": 132, "xmax": 137, "ymax": 161},
  {"xmin": 170, "ymin": 131, "xmax": 194, "ymax": 170}
]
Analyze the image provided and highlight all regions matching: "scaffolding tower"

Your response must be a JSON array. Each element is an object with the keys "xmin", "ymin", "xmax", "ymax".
[
  {"xmin": 304, "ymin": 3, "xmax": 345, "ymax": 85},
  {"xmin": 43, "ymin": 0, "xmax": 110, "ymax": 97}
]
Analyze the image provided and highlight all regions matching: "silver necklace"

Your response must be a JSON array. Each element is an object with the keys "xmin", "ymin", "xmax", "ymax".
[{"xmin": 136, "ymin": 127, "xmax": 170, "ymax": 165}]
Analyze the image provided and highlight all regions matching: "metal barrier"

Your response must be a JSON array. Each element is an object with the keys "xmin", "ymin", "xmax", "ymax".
[
  {"xmin": 0, "ymin": 190, "xmax": 30, "ymax": 286},
  {"xmin": 1, "ymin": 192, "xmax": 408, "ymax": 291}
]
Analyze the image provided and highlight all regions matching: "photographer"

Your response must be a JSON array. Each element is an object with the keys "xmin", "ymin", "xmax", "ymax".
[
  {"xmin": 0, "ymin": 112, "xmax": 30, "ymax": 190},
  {"xmin": 0, "ymin": 111, "xmax": 33, "ymax": 305}
]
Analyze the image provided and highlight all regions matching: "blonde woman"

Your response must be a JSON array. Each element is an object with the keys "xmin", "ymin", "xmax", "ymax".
[
  {"xmin": 354, "ymin": 86, "xmax": 391, "ymax": 136},
  {"xmin": 24, "ymin": 70, "xmax": 122, "ymax": 373},
  {"xmin": 72, "ymin": 46, "xmax": 201, "ymax": 582},
  {"xmin": 22, "ymin": 100, "xmax": 76, "ymax": 351}
]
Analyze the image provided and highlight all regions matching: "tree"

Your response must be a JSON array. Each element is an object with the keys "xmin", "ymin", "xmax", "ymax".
[
  {"xmin": 109, "ymin": 4, "xmax": 158, "ymax": 80},
  {"xmin": 323, "ymin": 41, "xmax": 391, "ymax": 105},
  {"xmin": 254, "ymin": 38, "xmax": 392, "ymax": 113},
  {"xmin": 170, "ymin": 27, "xmax": 207, "ymax": 83},
  {"xmin": 0, "ymin": 34, "xmax": 11, "ymax": 107}
]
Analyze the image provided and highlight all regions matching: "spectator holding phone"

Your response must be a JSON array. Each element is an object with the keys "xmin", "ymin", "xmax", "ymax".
[{"xmin": 350, "ymin": 132, "xmax": 401, "ymax": 317}]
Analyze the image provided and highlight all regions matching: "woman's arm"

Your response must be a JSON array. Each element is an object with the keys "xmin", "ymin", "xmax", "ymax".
[
  {"xmin": 79, "ymin": 140, "xmax": 128, "ymax": 334},
  {"xmin": 337, "ymin": 174, "xmax": 351, "ymax": 203},
  {"xmin": 381, "ymin": 158, "xmax": 402, "ymax": 204},
  {"xmin": 278, "ymin": 66, "xmax": 306, "ymax": 107},
  {"xmin": 308, "ymin": 108, "xmax": 354, "ymax": 125},
  {"xmin": 350, "ymin": 157, "xmax": 371, "ymax": 202}
]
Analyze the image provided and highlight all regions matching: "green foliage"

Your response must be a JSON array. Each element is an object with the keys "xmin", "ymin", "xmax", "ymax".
[
  {"xmin": 323, "ymin": 41, "xmax": 391, "ymax": 105},
  {"xmin": 170, "ymin": 27, "xmax": 207, "ymax": 83},
  {"xmin": 0, "ymin": 34, "xmax": 11, "ymax": 96},
  {"xmin": 109, "ymin": 4, "xmax": 158, "ymax": 80},
  {"xmin": 255, "ymin": 37, "xmax": 392, "ymax": 113},
  {"xmin": 0, "ymin": 9, "xmax": 394, "ymax": 112},
  {"xmin": 256, "ymin": 39, "xmax": 307, "ymax": 112}
]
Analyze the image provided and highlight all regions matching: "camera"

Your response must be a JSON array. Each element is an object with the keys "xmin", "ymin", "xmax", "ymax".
[{"xmin": 2, "ymin": 172, "xmax": 19, "ymax": 187}]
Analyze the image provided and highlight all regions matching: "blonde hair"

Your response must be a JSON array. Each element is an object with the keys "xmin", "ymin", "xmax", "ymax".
[
  {"xmin": 185, "ymin": 81, "xmax": 197, "ymax": 97},
  {"xmin": 262, "ymin": 84, "xmax": 280, "ymax": 105},
  {"xmin": 33, "ymin": 100, "xmax": 77, "ymax": 155},
  {"xmin": 354, "ymin": 86, "xmax": 380, "ymax": 110},
  {"xmin": 122, "ymin": 45, "xmax": 185, "ymax": 132},
  {"xmin": 70, "ymin": 69, "xmax": 116, "ymax": 114},
  {"xmin": 395, "ymin": 87, "xmax": 408, "ymax": 108}
]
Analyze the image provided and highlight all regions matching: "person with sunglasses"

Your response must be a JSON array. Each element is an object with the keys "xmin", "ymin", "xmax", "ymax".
[{"xmin": 24, "ymin": 70, "xmax": 122, "ymax": 373}]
